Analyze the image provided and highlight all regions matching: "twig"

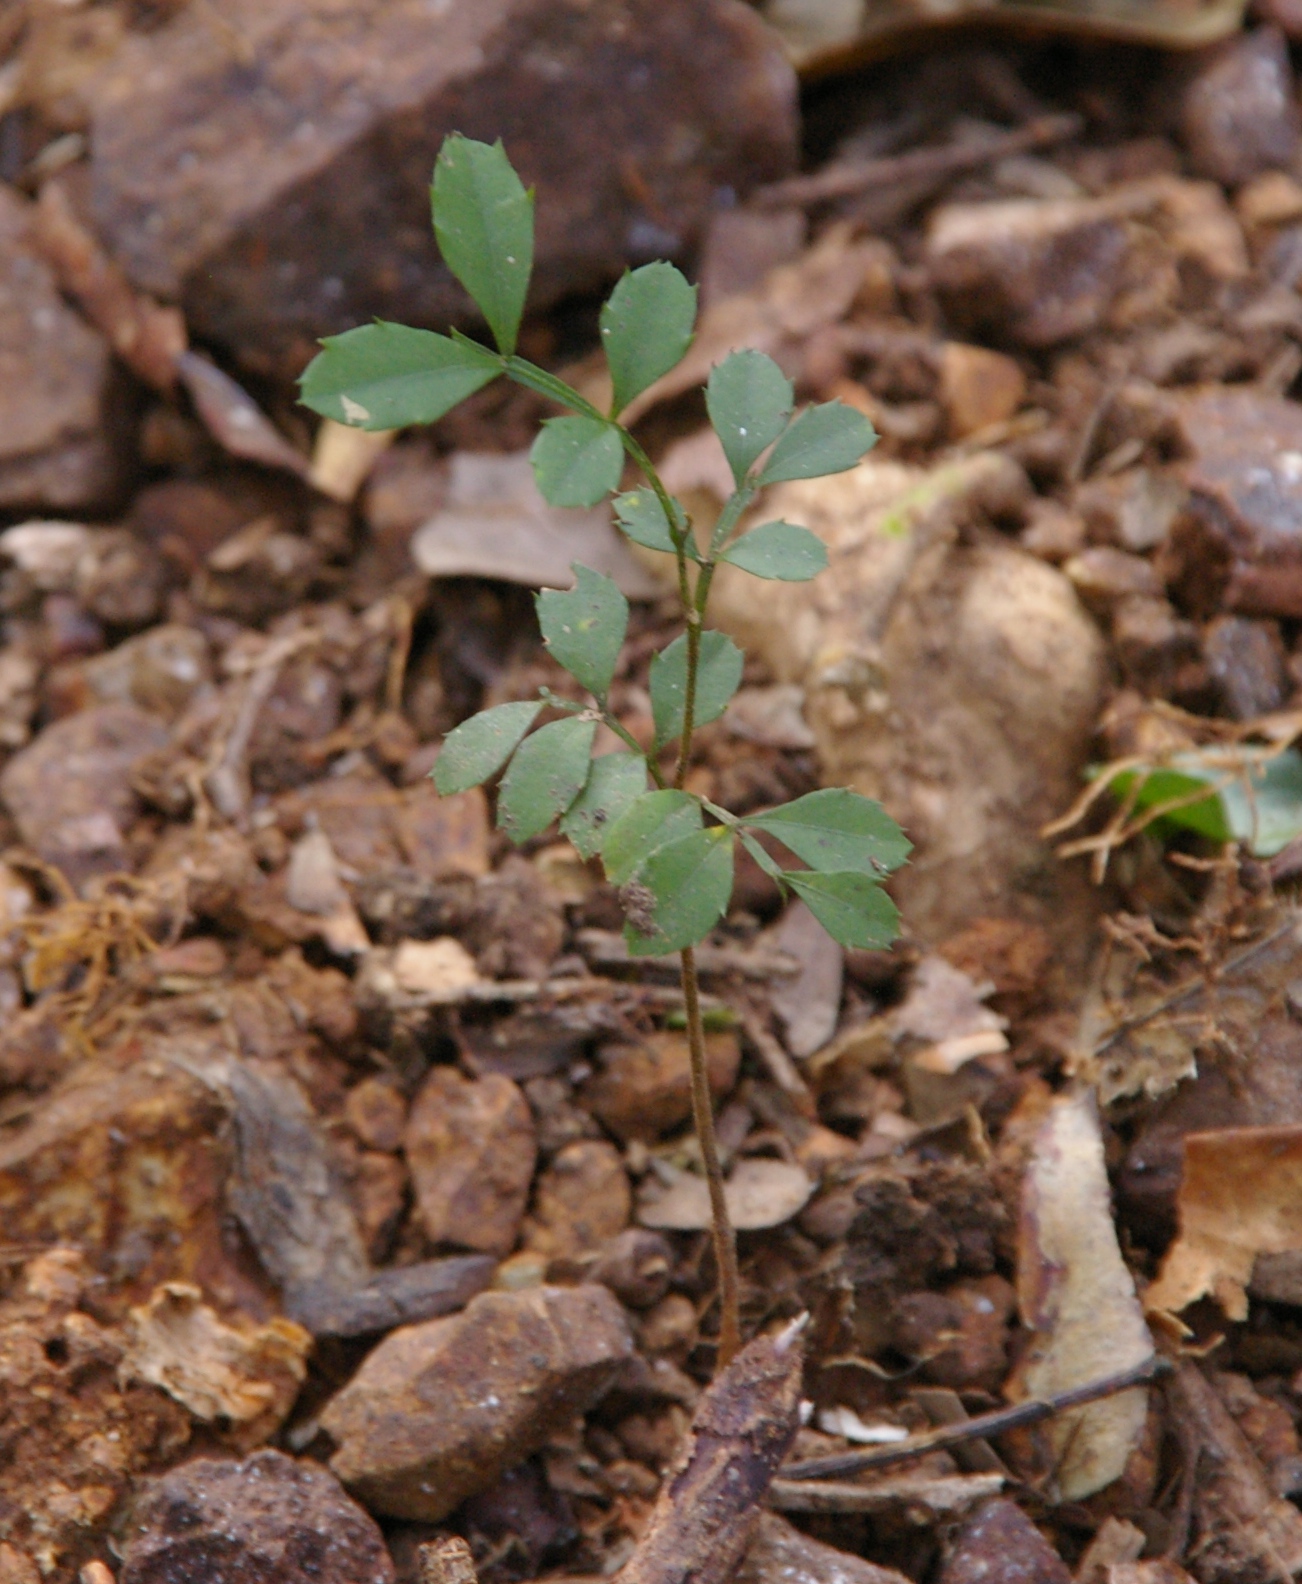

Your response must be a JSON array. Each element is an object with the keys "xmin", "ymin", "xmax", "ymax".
[
  {"xmin": 780, "ymin": 1355, "xmax": 1170, "ymax": 1481},
  {"xmin": 769, "ymin": 1471, "xmax": 1003, "ymax": 1514},
  {"xmin": 753, "ymin": 113, "xmax": 1082, "ymax": 210}
]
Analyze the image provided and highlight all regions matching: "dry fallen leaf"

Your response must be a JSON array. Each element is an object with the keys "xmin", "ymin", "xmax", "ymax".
[
  {"xmin": 1015, "ymin": 1090, "xmax": 1154, "ymax": 1500},
  {"xmin": 1145, "ymin": 1125, "xmax": 1302, "ymax": 1320},
  {"xmin": 638, "ymin": 1158, "xmax": 813, "ymax": 1232},
  {"xmin": 411, "ymin": 451, "xmax": 662, "ymax": 598},
  {"xmin": 121, "ymin": 1281, "xmax": 311, "ymax": 1451}
]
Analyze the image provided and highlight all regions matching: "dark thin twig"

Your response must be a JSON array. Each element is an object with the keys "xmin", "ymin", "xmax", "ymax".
[
  {"xmin": 781, "ymin": 1355, "xmax": 1171, "ymax": 1482},
  {"xmin": 752, "ymin": 112, "xmax": 1083, "ymax": 211}
]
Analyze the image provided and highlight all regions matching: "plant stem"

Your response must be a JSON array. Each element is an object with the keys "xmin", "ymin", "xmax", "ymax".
[{"xmin": 680, "ymin": 942, "xmax": 742, "ymax": 1368}]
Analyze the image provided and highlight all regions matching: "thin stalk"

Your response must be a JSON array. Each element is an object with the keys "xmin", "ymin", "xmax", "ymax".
[{"xmin": 680, "ymin": 943, "xmax": 742, "ymax": 1368}]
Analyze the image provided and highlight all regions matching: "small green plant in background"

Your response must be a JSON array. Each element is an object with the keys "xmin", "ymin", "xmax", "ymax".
[{"xmin": 300, "ymin": 134, "xmax": 910, "ymax": 1368}]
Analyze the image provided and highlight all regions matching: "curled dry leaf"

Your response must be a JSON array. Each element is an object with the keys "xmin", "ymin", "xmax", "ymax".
[
  {"xmin": 175, "ymin": 350, "xmax": 309, "ymax": 478},
  {"xmin": 121, "ymin": 1280, "xmax": 311, "ymax": 1451},
  {"xmin": 1145, "ymin": 1124, "xmax": 1302, "ymax": 1320},
  {"xmin": 639, "ymin": 1157, "xmax": 814, "ymax": 1232},
  {"xmin": 1014, "ymin": 1091, "xmax": 1154, "ymax": 1501}
]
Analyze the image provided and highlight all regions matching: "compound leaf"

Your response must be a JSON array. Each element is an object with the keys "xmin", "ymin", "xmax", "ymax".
[
  {"xmin": 626, "ymin": 827, "xmax": 734, "ymax": 957},
  {"xmin": 614, "ymin": 488, "xmax": 686, "ymax": 554},
  {"xmin": 560, "ymin": 752, "xmax": 648, "ymax": 860},
  {"xmin": 745, "ymin": 788, "xmax": 911, "ymax": 874},
  {"xmin": 720, "ymin": 520, "xmax": 828, "ymax": 581},
  {"xmin": 785, "ymin": 869, "xmax": 899, "ymax": 949},
  {"xmin": 497, "ymin": 716, "xmax": 597, "ymax": 843},
  {"xmin": 602, "ymin": 789, "xmax": 701, "ymax": 886},
  {"xmin": 536, "ymin": 565, "xmax": 628, "ymax": 700},
  {"xmin": 706, "ymin": 350, "xmax": 793, "ymax": 485},
  {"xmin": 432, "ymin": 135, "xmax": 533, "ymax": 356},
  {"xmin": 758, "ymin": 401, "xmax": 877, "ymax": 485},
  {"xmin": 298, "ymin": 323, "xmax": 500, "ymax": 430},
  {"xmin": 531, "ymin": 415, "xmax": 624, "ymax": 508},
  {"xmin": 649, "ymin": 629, "xmax": 744, "ymax": 748},
  {"xmin": 433, "ymin": 700, "xmax": 542, "ymax": 794},
  {"xmin": 601, "ymin": 262, "xmax": 697, "ymax": 415}
]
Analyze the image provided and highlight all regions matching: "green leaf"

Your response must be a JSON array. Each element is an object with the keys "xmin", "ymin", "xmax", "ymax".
[
  {"xmin": 706, "ymin": 350, "xmax": 793, "ymax": 485},
  {"xmin": 433, "ymin": 700, "xmax": 542, "ymax": 794},
  {"xmin": 497, "ymin": 716, "xmax": 597, "ymax": 843},
  {"xmin": 560, "ymin": 752, "xmax": 648, "ymax": 860},
  {"xmin": 626, "ymin": 827, "xmax": 734, "ymax": 956},
  {"xmin": 536, "ymin": 566, "xmax": 628, "ymax": 700},
  {"xmin": 745, "ymin": 788, "xmax": 911, "ymax": 874},
  {"xmin": 739, "ymin": 830, "xmax": 785, "ymax": 881},
  {"xmin": 531, "ymin": 416, "xmax": 624, "ymax": 508},
  {"xmin": 1108, "ymin": 748, "xmax": 1302, "ymax": 857},
  {"xmin": 600, "ymin": 263, "xmax": 697, "ymax": 415},
  {"xmin": 648, "ymin": 629, "xmax": 744, "ymax": 748},
  {"xmin": 298, "ymin": 323, "xmax": 500, "ymax": 430},
  {"xmin": 602, "ymin": 789, "xmax": 702, "ymax": 886},
  {"xmin": 785, "ymin": 870, "xmax": 899, "ymax": 949},
  {"xmin": 432, "ymin": 135, "xmax": 534, "ymax": 356},
  {"xmin": 613, "ymin": 489, "xmax": 686, "ymax": 555},
  {"xmin": 758, "ymin": 401, "xmax": 877, "ymax": 485},
  {"xmin": 720, "ymin": 520, "xmax": 828, "ymax": 581}
]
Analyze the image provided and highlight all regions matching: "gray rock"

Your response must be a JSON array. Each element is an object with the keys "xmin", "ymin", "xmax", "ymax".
[{"xmin": 1179, "ymin": 27, "xmax": 1300, "ymax": 189}]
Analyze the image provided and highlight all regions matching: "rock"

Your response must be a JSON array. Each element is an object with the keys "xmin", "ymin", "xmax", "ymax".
[
  {"xmin": 589, "ymin": 1229, "xmax": 675, "ymax": 1309},
  {"xmin": 1171, "ymin": 388, "xmax": 1302, "ymax": 619},
  {"xmin": 1179, "ymin": 28, "xmax": 1300, "ymax": 189},
  {"xmin": 579, "ymin": 1030, "xmax": 741, "ymax": 1142},
  {"xmin": 926, "ymin": 195, "xmax": 1133, "ymax": 347},
  {"xmin": 1074, "ymin": 468, "xmax": 1186, "ymax": 554},
  {"xmin": 59, "ymin": 623, "xmax": 212, "ymax": 720},
  {"xmin": 195, "ymin": 517, "xmax": 322, "ymax": 623},
  {"xmin": 1064, "ymin": 546, "xmax": 1163, "ymax": 614},
  {"xmin": 0, "ymin": 702, "xmax": 168, "ymax": 890},
  {"xmin": 405, "ymin": 1067, "xmax": 537, "ymax": 1256},
  {"xmin": 344, "ymin": 1076, "xmax": 408, "ymax": 1154},
  {"xmin": 891, "ymin": 1275, "xmax": 1015, "ymax": 1392},
  {"xmin": 737, "ymin": 1514, "xmax": 912, "ymax": 1584},
  {"xmin": 938, "ymin": 343, "xmax": 1026, "ymax": 439},
  {"xmin": 0, "ymin": 188, "xmax": 118, "ymax": 512},
  {"xmin": 1112, "ymin": 597, "xmax": 1204, "ymax": 699},
  {"xmin": 710, "ymin": 455, "xmax": 1106, "ymax": 947},
  {"xmin": 940, "ymin": 1499, "xmax": 1071, "ymax": 1584},
  {"xmin": 526, "ymin": 1140, "xmax": 632, "ymax": 1258},
  {"xmin": 0, "ymin": 1049, "xmax": 272, "ymax": 1316},
  {"xmin": 1204, "ymin": 616, "xmax": 1287, "ymax": 719},
  {"xmin": 83, "ymin": 0, "xmax": 796, "ymax": 377},
  {"xmin": 119, "ymin": 1449, "xmax": 394, "ymax": 1584},
  {"xmin": 322, "ymin": 1283, "xmax": 633, "ymax": 1520}
]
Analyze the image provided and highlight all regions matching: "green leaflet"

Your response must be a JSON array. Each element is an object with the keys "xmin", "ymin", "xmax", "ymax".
[
  {"xmin": 298, "ymin": 323, "xmax": 500, "ymax": 430},
  {"xmin": 497, "ymin": 716, "xmax": 596, "ymax": 843},
  {"xmin": 785, "ymin": 870, "xmax": 900, "ymax": 949},
  {"xmin": 706, "ymin": 350, "xmax": 793, "ymax": 485},
  {"xmin": 719, "ymin": 520, "xmax": 828, "ymax": 581},
  {"xmin": 531, "ymin": 415, "xmax": 624, "ymax": 508},
  {"xmin": 758, "ymin": 401, "xmax": 877, "ymax": 485},
  {"xmin": 649, "ymin": 630, "xmax": 744, "ymax": 748},
  {"xmin": 433, "ymin": 700, "xmax": 542, "ymax": 794},
  {"xmin": 745, "ymin": 788, "xmax": 911, "ymax": 874},
  {"xmin": 601, "ymin": 263, "xmax": 697, "ymax": 415},
  {"xmin": 560, "ymin": 753, "xmax": 648, "ymax": 861},
  {"xmin": 432, "ymin": 135, "xmax": 533, "ymax": 356},
  {"xmin": 536, "ymin": 566, "xmax": 628, "ymax": 701}
]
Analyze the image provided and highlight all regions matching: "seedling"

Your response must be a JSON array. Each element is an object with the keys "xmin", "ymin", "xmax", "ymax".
[{"xmin": 300, "ymin": 135, "xmax": 910, "ymax": 1367}]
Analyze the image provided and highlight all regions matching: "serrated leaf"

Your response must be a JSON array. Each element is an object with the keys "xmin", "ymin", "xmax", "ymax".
[
  {"xmin": 649, "ymin": 629, "xmax": 744, "ymax": 748},
  {"xmin": 433, "ymin": 700, "xmax": 542, "ymax": 794},
  {"xmin": 745, "ymin": 788, "xmax": 911, "ymax": 874},
  {"xmin": 626, "ymin": 827, "xmax": 734, "ymax": 957},
  {"xmin": 758, "ymin": 401, "xmax": 877, "ymax": 485},
  {"xmin": 601, "ymin": 263, "xmax": 697, "ymax": 415},
  {"xmin": 602, "ymin": 789, "xmax": 702, "ymax": 886},
  {"xmin": 536, "ymin": 565, "xmax": 628, "ymax": 700},
  {"xmin": 531, "ymin": 416, "xmax": 624, "ymax": 508},
  {"xmin": 432, "ymin": 135, "xmax": 534, "ymax": 356},
  {"xmin": 497, "ymin": 716, "xmax": 597, "ymax": 843},
  {"xmin": 298, "ymin": 323, "xmax": 500, "ymax": 430},
  {"xmin": 785, "ymin": 870, "xmax": 899, "ymax": 949},
  {"xmin": 706, "ymin": 350, "xmax": 793, "ymax": 485},
  {"xmin": 613, "ymin": 489, "xmax": 686, "ymax": 554},
  {"xmin": 560, "ymin": 752, "xmax": 648, "ymax": 860},
  {"xmin": 720, "ymin": 520, "xmax": 828, "ymax": 581}
]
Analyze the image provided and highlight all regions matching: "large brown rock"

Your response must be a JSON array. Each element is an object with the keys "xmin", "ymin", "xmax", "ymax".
[
  {"xmin": 322, "ymin": 1283, "xmax": 633, "ymax": 1520},
  {"xmin": 83, "ymin": 0, "xmax": 797, "ymax": 377},
  {"xmin": 0, "ymin": 702, "xmax": 168, "ymax": 891},
  {"xmin": 120, "ymin": 1450, "xmax": 394, "ymax": 1584},
  {"xmin": 0, "ymin": 186, "xmax": 118, "ymax": 510}
]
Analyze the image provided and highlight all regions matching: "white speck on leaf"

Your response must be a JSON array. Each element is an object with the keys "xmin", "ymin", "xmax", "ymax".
[{"xmin": 340, "ymin": 395, "xmax": 371, "ymax": 425}]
